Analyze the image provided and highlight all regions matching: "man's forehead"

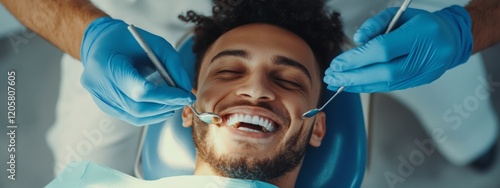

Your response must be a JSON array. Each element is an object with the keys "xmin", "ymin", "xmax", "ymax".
[{"xmin": 202, "ymin": 23, "xmax": 320, "ymax": 75}]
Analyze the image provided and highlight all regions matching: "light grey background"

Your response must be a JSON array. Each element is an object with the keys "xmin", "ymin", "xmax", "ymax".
[{"xmin": 1, "ymin": 6, "xmax": 500, "ymax": 188}]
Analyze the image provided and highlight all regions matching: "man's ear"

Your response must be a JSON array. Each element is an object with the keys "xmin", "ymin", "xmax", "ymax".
[
  {"xmin": 182, "ymin": 106, "xmax": 194, "ymax": 128},
  {"xmin": 182, "ymin": 88, "xmax": 197, "ymax": 127},
  {"xmin": 309, "ymin": 111, "xmax": 326, "ymax": 147}
]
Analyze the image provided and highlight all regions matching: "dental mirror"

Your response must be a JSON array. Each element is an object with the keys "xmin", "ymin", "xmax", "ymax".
[
  {"xmin": 187, "ymin": 104, "xmax": 222, "ymax": 124},
  {"xmin": 301, "ymin": 86, "xmax": 345, "ymax": 119},
  {"xmin": 128, "ymin": 25, "xmax": 222, "ymax": 124}
]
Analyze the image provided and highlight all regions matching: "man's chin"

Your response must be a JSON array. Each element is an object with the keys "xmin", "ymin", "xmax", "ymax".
[{"xmin": 192, "ymin": 114, "xmax": 307, "ymax": 182}]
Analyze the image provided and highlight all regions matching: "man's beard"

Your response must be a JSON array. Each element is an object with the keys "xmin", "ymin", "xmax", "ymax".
[{"xmin": 191, "ymin": 113, "xmax": 313, "ymax": 182}]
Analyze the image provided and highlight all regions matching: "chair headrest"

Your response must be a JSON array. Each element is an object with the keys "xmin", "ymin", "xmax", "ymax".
[{"xmin": 139, "ymin": 37, "xmax": 366, "ymax": 187}]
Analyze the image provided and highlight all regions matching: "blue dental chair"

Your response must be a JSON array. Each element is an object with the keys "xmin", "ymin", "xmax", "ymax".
[{"xmin": 134, "ymin": 37, "xmax": 367, "ymax": 188}]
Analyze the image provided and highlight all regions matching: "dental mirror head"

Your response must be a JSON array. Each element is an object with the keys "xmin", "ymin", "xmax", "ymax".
[
  {"xmin": 301, "ymin": 109, "xmax": 320, "ymax": 119},
  {"xmin": 188, "ymin": 104, "xmax": 222, "ymax": 124},
  {"xmin": 301, "ymin": 86, "xmax": 345, "ymax": 119}
]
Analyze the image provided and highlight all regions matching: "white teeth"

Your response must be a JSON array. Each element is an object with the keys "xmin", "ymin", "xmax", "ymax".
[
  {"xmin": 228, "ymin": 116, "xmax": 234, "ymax": 127},
  {"xmin": 238, "ymin": 114, "xmax": 244, "ymax": 122},
  {"xmin": 251, "ymin": 116, "xmax": 259, "ymax": 125},
  {"xmin": 226, "ymin": 113, "xmax": 276, "ymax": 132},
  {"xmin": 244, "ymin": 115, "xmax": 252, "ymax": 123}
]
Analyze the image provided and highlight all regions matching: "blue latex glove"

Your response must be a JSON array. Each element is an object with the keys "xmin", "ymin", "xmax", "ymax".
[
  {"xmin": 80, "ymin": 17, "xmax": 195, "ymax": 126},
  {"xmin": 324, "ymin": 5, "xmax": 473, "ymax": 93}
]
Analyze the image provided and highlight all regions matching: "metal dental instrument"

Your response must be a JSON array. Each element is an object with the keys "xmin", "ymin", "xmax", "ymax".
[
  {"xmin": 385, "ymin": 0, "xmax": 413, "ymax": 34},
  {"xmin": 127, "ymin": 24, "xmax": 222, "ymax": 124},
  {"xmin": 301, "ymin": 86, "xmax": 345, "ymax": 119},
  {"xmin": 301, "ymin": 0, "xmax": 413, "ymax": 119}
]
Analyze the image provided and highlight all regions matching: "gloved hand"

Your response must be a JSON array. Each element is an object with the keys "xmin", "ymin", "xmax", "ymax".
[
  {"xmin": 324, "ymin": 5, "xmax": 473, "ymax": 93},
  {"xmin": 80, "ymin": 17, "xmax": 195, "ymax": 126}
]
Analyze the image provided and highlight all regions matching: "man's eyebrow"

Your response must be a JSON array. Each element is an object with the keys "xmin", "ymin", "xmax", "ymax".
[
  {"xmin": 272, "ymin": 56, "xmax": 312, "ymax": 83},
  {"xmin": 210, "ymin": 49, "xmax": 250, "ymax": 64}
]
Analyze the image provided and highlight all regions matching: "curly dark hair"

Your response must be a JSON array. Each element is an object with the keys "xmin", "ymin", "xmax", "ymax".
[{"xmin": 180, "ymin": 0, "xmax": 345, "ymax": 95}]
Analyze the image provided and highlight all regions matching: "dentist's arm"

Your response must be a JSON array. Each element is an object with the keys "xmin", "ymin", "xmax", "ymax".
[
  {"xmin": 324, "ymin": 0, "xmax": 500, "ymax": 93},
  {"xmin": 466, "ymin": 0, "xmax": 500, "ymax": 52},
  {"xmin": 0, "ymin": 0, "xmax": 106, "ymax": 59},
  {"xmin": 0, "ymin": 0, "xmax": 195, "ymax": 125}
]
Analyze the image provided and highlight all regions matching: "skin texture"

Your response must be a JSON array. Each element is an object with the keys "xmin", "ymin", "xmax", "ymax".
[
  {"xmin": 0, "ymin": 0, "xmax": 107, "ymax": 59},
  {"xmin": 182, "ymin": 23, "xmax": 326, "ymax": 188},
  {"xmin": 465, "ymin": 0, "xmax": 500, "ymax": 52}
]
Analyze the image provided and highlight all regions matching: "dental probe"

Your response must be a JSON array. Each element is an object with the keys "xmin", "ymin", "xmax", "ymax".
[
  {"xmin": 302, "ymin": 0, "xmax": 413, "ymax": 119},
  {"xmin": 385, "ymin": 0, "xmax": 413, "ymax": 34},
  {"xmin": 127, "ymin": 25, "xmax": 222, "ymax": 124}
]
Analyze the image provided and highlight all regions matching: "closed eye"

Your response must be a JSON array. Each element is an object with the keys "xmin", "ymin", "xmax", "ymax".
[
  {"xmin": 217, "ymin": 70, "xmax": 243, "ymax": 74},
  {"xmin": 215, "ymin": 70, "xmax": 243, "ymax": 79},
  {"xmin": 275, "ymin": 78, "xmax": 302, "ymax": 90}
]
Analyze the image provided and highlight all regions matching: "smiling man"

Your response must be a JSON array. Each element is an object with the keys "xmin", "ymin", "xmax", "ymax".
[
  {"xmin": 46, "ymin": 0, "xmax": 347, "ymax": 187},
  {"xmin": 179, "ymin": 0, "xmax": 346, "ymax": 187},
  {"xmin": 185, "ymin": 24, "xmax": 326, "ymax": 187}
]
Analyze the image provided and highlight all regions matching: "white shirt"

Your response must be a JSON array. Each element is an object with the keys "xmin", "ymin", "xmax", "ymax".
[{"xmin": 46, "ymin": 161, "xmax": 278, "ymax": 188}]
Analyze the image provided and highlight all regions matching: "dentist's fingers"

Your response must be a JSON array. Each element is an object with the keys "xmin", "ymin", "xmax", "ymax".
[
  {"xmin": 328, "ymin": 31, "xmax": 412, "ymax": 73},
  {"xmin": 89, "ymin": 94, "xmax": 181, "ymax": 126},
  {"xmin": 325, "ymin": 56, "xmax": 444, "ymax": 93},
  {"xmin": 80, "ymin": 18, "xmax": 197, "ymax": 126},
  {"xmin": 135, "ymin": 26, "xmax": 194, "ymax": 95},
  {"xmin": 354, "ymin": 7, "xmax": 399, "ymax": 44},
  {"xmin": 324, "ymin": 58, "xmax": 397, "ymax": 87},
  {"xmin": 110, "ymin": 54, "xmax": 194, "ymax": 105},
  {"xmin": 354, "ymin": 8, "xmax": 427, "ymax": 44},
  {"xmin": 327, "ymin": 83, "xmax": 391, "ymax": 93},
  {"xmin": 325, "ymin": 6, "xmax": 473, "ymax": 93}
]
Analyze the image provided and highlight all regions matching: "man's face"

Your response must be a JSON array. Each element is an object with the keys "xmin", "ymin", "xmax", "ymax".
[{"xmin": 182, "ymin": 23, "xmax": 326, "ymax": 181}]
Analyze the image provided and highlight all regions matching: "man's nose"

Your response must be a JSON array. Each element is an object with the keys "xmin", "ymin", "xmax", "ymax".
[{"xmin": 235, "ymin": 74, "xmax": 276, "ymax": 102}]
